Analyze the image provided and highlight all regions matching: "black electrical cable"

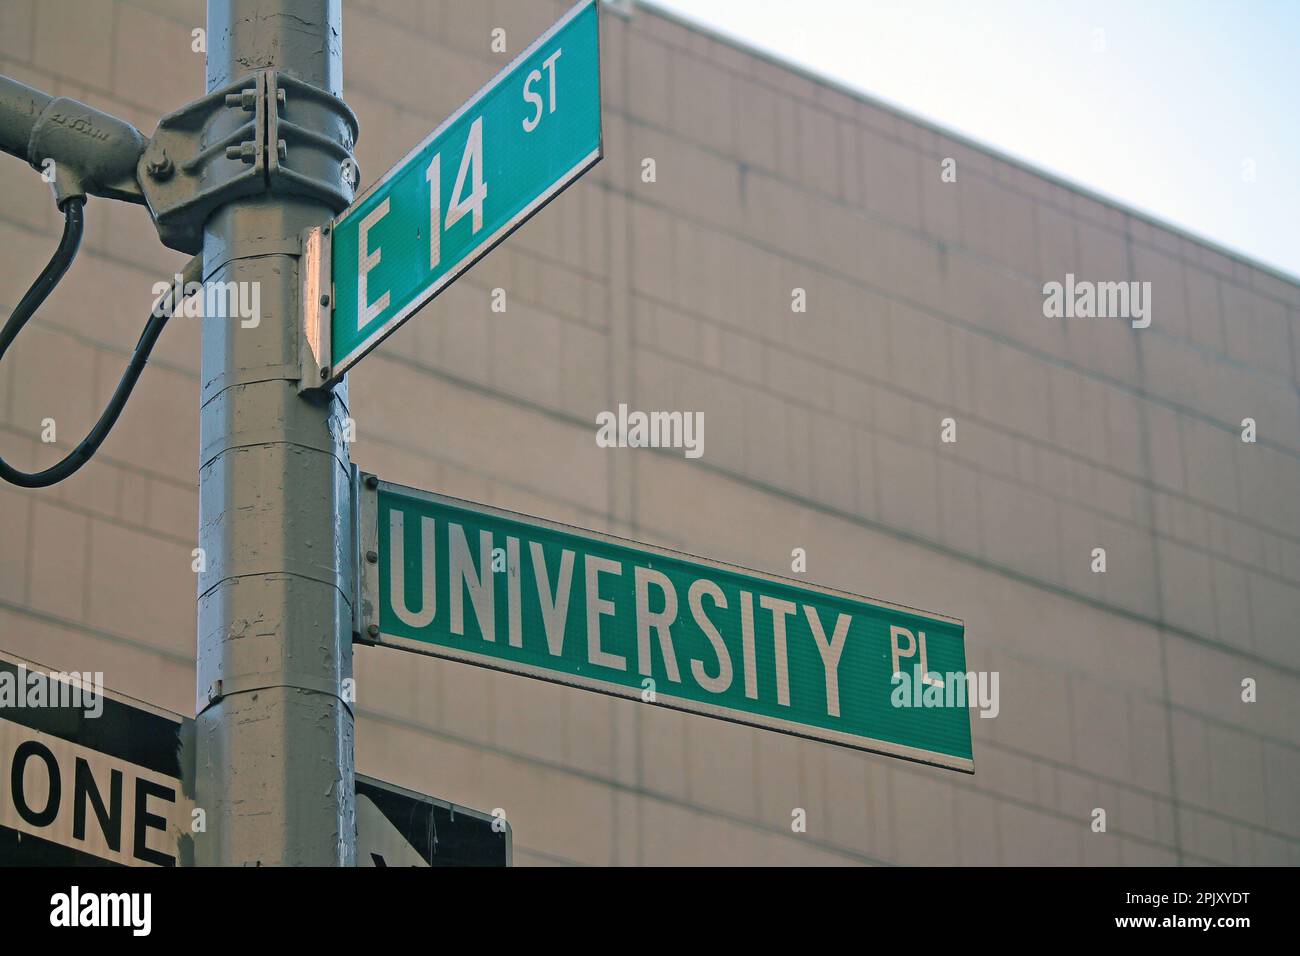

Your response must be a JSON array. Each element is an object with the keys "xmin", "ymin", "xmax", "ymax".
[
  {"xmin": 0, "ymin": 197, "xmax": 178, "ymax": 488},
  {"xmin": 0, "ymin": 197, "xmax": 85, "ymax": 361}
]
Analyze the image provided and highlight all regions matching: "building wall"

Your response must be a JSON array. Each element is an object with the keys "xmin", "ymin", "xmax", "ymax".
[{"xmin": 0, "ymin": 0, "xmax": 1297, "ymax": 865}]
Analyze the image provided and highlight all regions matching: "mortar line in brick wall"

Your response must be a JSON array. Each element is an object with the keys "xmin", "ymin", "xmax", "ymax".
[
  {"xmin": 119, "ymin": 0, "xmax": 202, "ymax": 32},
  {"xmin": 595, "ymin": 118, "xmax": 1300, "ymax": 404},
  {"xmin": 0, "ymin": 294, "xmax": 200, "ymax": 384},
  {"xmin": 0, "ymin": 493, "xmax": 195, "ymax": 553},
  {"xmin": 0, "ymin": 597, "xmax": 192, "ymax": 667},
  {"xmin": 354, "ymin": 352, "xmax": 1300, "ymax": 683},
  {"xmin": 632, "ymin": 1, "xmax": 1300, "ymax": 290},
  {"xmin": 359, "ymin": 700, "xmax": 1235, "ymax": 865},
  {"xmin": 629, "ymin": 331, "xmax": 1300, "ymax": 584},
  {"xmin": 603, "ymin": 181, "xmax": 1300, "ymax": 461},
  {"xmin": 990, "ymin": 643, "xmax": 1300, "ymax": 758},
  {"xmin": 357, "ymin": 702, "xmax": 895, "ymax": 866},
  {"xmin": 0, "ymin": 53, "xmax": 187, "ymax": 139},
  {"xmin": 987, "ymin": 697, "xmax": 1300, "ymax": 844},
  {"xmin": 353, "ymin": 427, "xmax": 620, "ymax": 530},
  {"xmin": 0, "ymin": 215, "xmax": 203, "ymax": 305},
  {"xmin": 353, "ymin": 75, "xmax": 1300, "ymax": 326},
  {"xmin": 619, "ymin": 30, "xmax": 647, "ymax": 864},
  {"xmin": 1130, "ymin": 231, "xmax": 1186, "ymax": 863},
  {"xmin": 0, "ymin": 423, "xmax": 198, "ymax": 498},
  {"xmin": 616, "ymin": 139, "xmax": 1295, "ymax": 386},
  {"xmin": 507, "ymin": 844, "xmax": 585, "ymax": 867}
]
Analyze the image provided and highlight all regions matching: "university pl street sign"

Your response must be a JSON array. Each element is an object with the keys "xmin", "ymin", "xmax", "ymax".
[
  {"xmin": 357, "ymin": 477, "xmax": 975, "ymax": 772},
  {"xmin": 302, "ymin": 0, "xmax": 602, "ymax": 389}
]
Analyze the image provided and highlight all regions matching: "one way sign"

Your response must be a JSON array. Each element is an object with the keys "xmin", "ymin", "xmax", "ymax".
[
  {"xmin": 357, "ymin": 775, "xmax": 510, "ymax": 867},
  {"xmin": 0, "ymin": 651, "xmax": 193, "ymax": 866}
]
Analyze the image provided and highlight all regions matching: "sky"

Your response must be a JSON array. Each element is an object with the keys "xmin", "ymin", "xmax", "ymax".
[{"xmin": 647, "ymin": 0, "xmax": 1300, "ymax": 280}]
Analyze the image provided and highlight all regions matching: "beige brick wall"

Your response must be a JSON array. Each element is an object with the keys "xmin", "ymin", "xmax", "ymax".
[{"xmin": 0, "ymin": 0, "xmax": 1296, "ymax": 865}]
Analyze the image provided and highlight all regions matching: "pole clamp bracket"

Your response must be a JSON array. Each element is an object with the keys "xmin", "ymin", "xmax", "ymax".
[{"xmin": 139, "ymin": 70, "xmax": 359, "ymax": 255}]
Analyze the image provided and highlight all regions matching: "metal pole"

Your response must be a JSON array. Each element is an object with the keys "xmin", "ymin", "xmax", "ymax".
[
  {"xmin": 0, "ymin": 75, "xmax": 51, "ymax": 158},
  {"xmin": 195, "ymin": 0, "xmax": 355, "ymax": 865}
]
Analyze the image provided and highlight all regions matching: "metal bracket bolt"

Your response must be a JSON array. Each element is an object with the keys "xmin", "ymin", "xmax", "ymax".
[
  {"xmin": 226, "ymin": 140, "xmax": 259, "ymax": 164},
  {"xmin": 139, "ymin": 71, "xmax": 357, "ymax": 254},
  {"xmin": 145, "ymin": 148, "xmax": 174, "ymax": 180}
]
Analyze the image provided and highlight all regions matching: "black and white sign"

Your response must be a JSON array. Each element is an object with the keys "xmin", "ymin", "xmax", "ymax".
[
  {"xmin": 0, "ymin": 652, "xmax": 193, "ymax": 867},
  {"xmin": 357, "ymin": 775, "xmax": 510, "ymax": 867},
  {"xmin": 2, "ymin": 651, "xmax": 508, "ymax": 868}
]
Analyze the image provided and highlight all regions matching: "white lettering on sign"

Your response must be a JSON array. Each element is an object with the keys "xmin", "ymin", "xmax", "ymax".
[
  {"xmin": 450, "ymin": 523, "xmax": 496, "ymax": 643},
  {"xmin": 759, "ymin": 596, "xmax": 795, "ymax": 707},
  {"xmin": 804, "ymin": 606, "xmax": 850, "ymax": 717},
  {"xmin": 358, "ymin": 197, "xmax": 391, "ymax": 331},
  {"xmin": 688, "ymin": 579, "xmax": 733, "ymax": 694},
  {"xmin": 423, "ymin": 117, "xmax": 490, "ymax": 276},
  {"xmin": 522, "ymin": 48, "xmax": 563, "ymax": 133},
  {"xmin": 425, "ymin": 153, "xmax": 441, "ymax": 272},
  {"xmin": 739, "ymin": 591, "xmax": 758, "ymax": 700},
  {"xmin": 532, "ymin": 541, "xmax": 574, "ymax": 657},
  {"xmin": 585, "ymin": 554, "xmax": 625, "ymax": 670},
  {"xmin": 388, "ymin": 515, "xmax": 856, "ymax": 722},
  {"xmin": 446, "ymin": 117, "xmax": 487, "ymax": 235},
  {"xmin": 0, "ymin": 718, "xmax": 188, "ymax": 867},
  {"xmin": 633, "ymin": 566, "xmax": 682, "ymax": 683},
  {"xmin": 890, "ymin": 625, "xmax": 944, "ymax": 687},
  {"xmin": 506, "ymin": 536, "xmax": 523, "ymax": 648},
  {"xmin": 390, "ymin": 511, "xmax": 436, "ymax": 628}
]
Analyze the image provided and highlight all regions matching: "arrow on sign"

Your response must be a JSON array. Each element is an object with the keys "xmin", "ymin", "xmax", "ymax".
[
  {"xmin": 355, "ymin": 774, "xmax": 510, "ymax": 867},
  {"xmin": 357, "ymin": 792, "xmax": 429, "ymax": 867}
]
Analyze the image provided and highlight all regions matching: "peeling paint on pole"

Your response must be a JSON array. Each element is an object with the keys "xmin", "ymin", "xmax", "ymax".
[{"xmin": 195, "ymin": 0, "xmax": 355, "ymax": 866}]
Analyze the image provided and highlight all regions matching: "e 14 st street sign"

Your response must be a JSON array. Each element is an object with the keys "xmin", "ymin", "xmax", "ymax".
[
  {"xmin": 302, "ymin": 0, "xmax": 602, "ymax": 389},
  {"xmin": 358, "ymin": 477, "xmax": 974, "ymax": 772}
]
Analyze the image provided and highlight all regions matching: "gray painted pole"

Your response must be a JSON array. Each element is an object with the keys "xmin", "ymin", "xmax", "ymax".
[
  {"xmin": 195, "ymin": 0, "xmax": 355, "ymax": 865},
  {"xmin": 0, "ymin": 76, "xmax": 51, "ymax": 158}
]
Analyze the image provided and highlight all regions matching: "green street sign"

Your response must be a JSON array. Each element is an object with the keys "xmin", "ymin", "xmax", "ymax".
[
  {"xmin": 358, "ymin": 476, "xmax": 974, "ymax": 772},
  {"xmin": 306, "ymin": 0, "xmax": 602, "ymax": 388}
]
